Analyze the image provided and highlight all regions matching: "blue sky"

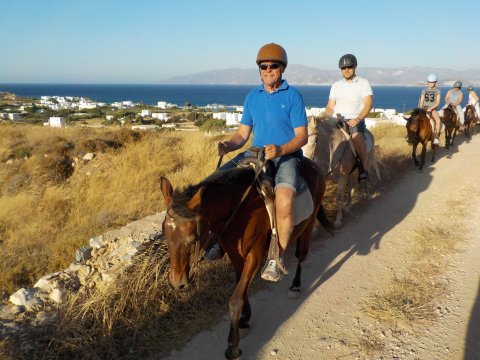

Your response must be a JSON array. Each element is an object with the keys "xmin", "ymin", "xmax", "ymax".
[{"xmin": 1, "ymin": 0, "xmax": 479, "ymax": 83}]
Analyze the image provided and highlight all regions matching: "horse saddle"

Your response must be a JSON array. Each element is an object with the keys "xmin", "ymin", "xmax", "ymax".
[
  {"xmin": 336, "ymin": 117, "xmax": 374, "ymax": 154},
  {"xmin": 238, "ymin": 153, "xmax": 313, "ymax": 226},
  {"xmin": 363, "ymin": 129, "xmax": 374, "ymax": 153}
]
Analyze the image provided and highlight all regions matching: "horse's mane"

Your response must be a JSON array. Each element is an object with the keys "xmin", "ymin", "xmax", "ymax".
[
  {"xmin": 171, "ymin": 167, "xmax": 256, "ymax": 217},
  {"xmin": 411, "ymin": 108, "xmax": 426, "ymax": 116}
]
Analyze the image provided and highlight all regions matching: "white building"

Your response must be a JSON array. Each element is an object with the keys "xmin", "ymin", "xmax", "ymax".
[
  {"xmin": 152, "ymin": 113, "xmax": 169, "ymax": 121},
  {"xmin": 306, "ymin": 107, "xmax": 326, "ymax": 117},
  {"xmin": 213, "ymin": 112, "xmax": 227, "ymax": 120},
  {"xmin": 157, "ymin": 101, "xmax": 177, "ymax": 109},
  {"xmin": 213, "ymin": 112, "xmax": 242, "ymax": 126},
  {"xmin": 131, "ymin": 124, "xmax": 160, "ymax": 131},
  {"xmin": 48, "ymin": 117, "xmax": 66, "ymax": 128},
  {"xmin": 141, "ymin": 109, "xmax": 152, "ymax": 117},
  {"xmin": 106, "ymin": 115, "xmax": 114, "ymax": 121},
  {"xmin": 8, "ymin": 113, "xmax": 20, "ymax": 121}
]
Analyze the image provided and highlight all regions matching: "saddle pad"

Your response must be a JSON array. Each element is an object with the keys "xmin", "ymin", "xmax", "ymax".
[
  {"xmin": 363, "ymin": 129, "xmax": 374, "ymax": 153},
  {"xmin": 293, "ymin": 178, "xmax": 314, "ymax": 226}
]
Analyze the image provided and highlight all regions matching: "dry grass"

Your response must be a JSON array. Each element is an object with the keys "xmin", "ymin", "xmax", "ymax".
[
  {"xmin": 0, "ymin": 121, "xmax": 414, "ymax": 359},
  {"xmin": 0, "ymin": 125, "xmax": 226, "ymax": 296},
  {"xmin": 363, "ymin": 223, "xmax": 462, "ymax": 326}
]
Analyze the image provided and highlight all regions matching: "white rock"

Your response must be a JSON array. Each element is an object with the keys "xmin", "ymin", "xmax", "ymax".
[
  {"xmin": 9, "ymin": 288, "xmax": 34, "ymax": 307},
  {"xmin": 34, "ymin": 278, "xmax": 53, "ymax": 292},
  {"xmin": 49, "ymin": 288, "xmax": 64, "ymax": 303},
  {"xmin": 83, "ymin": 152, "xmax": 95, "ymax": 162},
  {"xmin": 89, "ymin": 236, "xmax": 104, "ymax": 248}
]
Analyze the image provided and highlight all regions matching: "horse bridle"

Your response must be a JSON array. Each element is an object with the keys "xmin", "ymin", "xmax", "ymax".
[
  {"xmin": 164, "ymin": 209, "xmax": 205, "ymax": 276},
  {"xmin": 164, "ymin": 154, "xmax": 267, "ymax": 276}
]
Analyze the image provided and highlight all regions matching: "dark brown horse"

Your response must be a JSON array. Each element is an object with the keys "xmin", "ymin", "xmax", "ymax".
[
  {"xmin": 405, "ymin": 108, "xmax": 437, "ymax": 170},
  {"xmin": 464, "ymin": 104, "xmax": 477, "ymax": 138},
  {"xmin": 160, "ymin": 160, "xmax": 332, "ymax": 359},
  {"xmin": 441, "ymin": 105, "xmax": 459, "ymax": 149}
]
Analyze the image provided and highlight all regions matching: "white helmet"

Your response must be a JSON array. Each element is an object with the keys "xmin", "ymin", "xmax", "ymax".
[{"xmin": 427, "ymin": 74, "xmax": 437, "ymax": 82}]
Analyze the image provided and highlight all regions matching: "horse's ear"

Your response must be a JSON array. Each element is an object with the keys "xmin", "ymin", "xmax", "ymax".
[
  {"xmin": 160, "ymin": 176, "xmax": 173, "ymax": 207},
  {"xmin": 186, "ymin": 186, "xmax": 204, "ymax": 211}
]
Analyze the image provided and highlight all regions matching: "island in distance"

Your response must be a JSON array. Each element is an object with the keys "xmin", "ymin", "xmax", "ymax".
[{"xmin": 160, "ymin": 64, "xmax": 480, "ymax": 87}]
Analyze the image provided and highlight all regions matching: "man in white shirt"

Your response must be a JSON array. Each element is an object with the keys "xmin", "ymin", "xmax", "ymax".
[{"xmin": 325, "ymin": 54, "xmax": 373, "ymax": 182}]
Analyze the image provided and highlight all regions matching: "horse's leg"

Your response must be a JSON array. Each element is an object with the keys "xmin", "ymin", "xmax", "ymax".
[
  {"xmin": 452, "ymin": 127, "xmax": 457, "ymax": 146},
  {"xmin": 412, "ymin": 142, "xmax": 419, "ymax": 167},
  {"xmin": 431, "ymin": 141, "xmax": 436, "ymax": 163},
  {"xmin": 225, "ymin": 253, "xmax": 260, "ymax": 360},
  {"xmin": 345, "ymin": 175, "xmax": 354, "ymax": 210},
  {"xmin": 334, "ymin": 174, "xmax": 348, "ymax": 227},
  {"xmin": 419, "ymin": 142, "xmax": 426, "ymax": 171},
  {"xmin": 288, "ymin": 222, "xmax": 313, "ymax": 299}
]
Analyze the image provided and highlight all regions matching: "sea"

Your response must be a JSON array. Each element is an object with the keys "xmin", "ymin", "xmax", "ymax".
[{"xmin": 0, "ymin": 83, "xmax": 426, "ymax": 112}]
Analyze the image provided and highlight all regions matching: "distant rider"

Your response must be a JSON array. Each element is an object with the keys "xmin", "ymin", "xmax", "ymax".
[
  {"xmin": 440, "ymin": 81, "xmax": 465, "ymax": 129},
  {"xmin": 325, "ymin": 54, "xmax": 373, "ymax": 183},
  {"xmin": 466, "ymin": 86, "xmax": 480, "ymax": 120},
  {"xmin": 419, "ymin": 74, "xmax": 441, "ymax": 145}
]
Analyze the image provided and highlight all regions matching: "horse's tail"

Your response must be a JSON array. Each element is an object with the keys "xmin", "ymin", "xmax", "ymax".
[
  {"xmin": 369, "ymin": 145, "xmax": 389, "ymax": 181},
  {"xmin": 316, "ymin": 204, "xmax": 335, "ymax": 235}
]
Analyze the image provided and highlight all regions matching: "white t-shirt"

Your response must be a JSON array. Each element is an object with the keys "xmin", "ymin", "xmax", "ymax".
[{"xmin": 329, "ymin": 76, "xmax": 373, "ymax": 119}]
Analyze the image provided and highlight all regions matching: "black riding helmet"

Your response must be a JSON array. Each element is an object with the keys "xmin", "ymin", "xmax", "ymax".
[{"xmin": 339, "ymin": 54, "xmax": 357, "ymax": 68}]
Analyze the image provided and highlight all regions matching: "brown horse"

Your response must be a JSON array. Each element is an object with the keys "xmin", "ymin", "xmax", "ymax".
[
  {"xmin": 441, "ymin": 105, "xmax": 459, "ymax": 149},
  {"xmin": 303, "ymin": 115, "xmax": 383, "ymax": 227},
  {"xmin": 160, "ymin": 160, "xmax": 332, "ymax": 359},
  {"xmin": 464, "ymin": 104, "xmax": 477, "ymax": 138},
  {"xmin": 404, "ymin": 108, "xmax": 437, "ymax": 170}
]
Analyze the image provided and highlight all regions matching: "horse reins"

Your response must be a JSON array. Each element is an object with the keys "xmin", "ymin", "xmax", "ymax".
[{"xmin": 183, "ymin": 151, "xmax": 268, "ymax": 269}]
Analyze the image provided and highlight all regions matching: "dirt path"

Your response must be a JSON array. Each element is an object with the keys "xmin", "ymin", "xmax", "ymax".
[{"xmin": 162, "ymin": 133, "xmax": 480, "ymax": 360}]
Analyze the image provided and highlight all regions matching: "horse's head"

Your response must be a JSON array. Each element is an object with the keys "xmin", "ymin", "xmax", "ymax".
[
  {"xmin": 404, "ymin": 108, "xmax": 425, "ymax": 143},
  {"xmin": 160, "ymin": 177, "xmax": 205, "ymax": 290},
  {"xmin": 442, "ymin": 105, "xmax": 458, "ymax": 127},
  {"xmin": 465, "ymin": 105, "xmax": 475, "ymax": 118}
]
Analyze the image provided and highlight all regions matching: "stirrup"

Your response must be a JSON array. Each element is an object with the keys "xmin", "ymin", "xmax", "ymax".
[{"xmin": 358, "ymin": 170, "xmax": 369, "ymax": 183}]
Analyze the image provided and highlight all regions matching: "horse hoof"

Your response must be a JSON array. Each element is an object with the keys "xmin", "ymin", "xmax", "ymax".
[
  {"xmin": 225, "ymin": 347, "xmax": 242, "ymax": 360},
  {"xmin": 288, "ymin": 287, "xmax": 301, "ymax": 299},
  {"xmin": 239, "ymin": 326, "xmax": 250, "ymax": 338}
]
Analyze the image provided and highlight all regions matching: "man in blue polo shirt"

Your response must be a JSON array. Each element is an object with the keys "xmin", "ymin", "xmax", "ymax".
[{"xmin": 205, "ymin": 43, "xmax": 308, "ymax": 282}]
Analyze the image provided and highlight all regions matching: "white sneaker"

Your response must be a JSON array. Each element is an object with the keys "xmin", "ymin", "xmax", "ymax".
[
  {"xmin": 433, "ymin": 138, "xmax": 440, "ymax": 145},
  {"xmin": 261, "ymin": 259, "xmax": 281, "ymax": 282}
]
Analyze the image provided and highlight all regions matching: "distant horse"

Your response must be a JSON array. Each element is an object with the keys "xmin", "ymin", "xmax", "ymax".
[
  {"xmin": 464, "ymin": 105, "xmax": 477, "ymax": 138},
  {"xmin": 441, "ymin": 105, "xmax": 459, "ymax": 149},
  {"xmin": 303, "ymin": 115, "xmax": 383, "ymax": 227},
  {"xmin": 160, "ymin": 160, "xmax": 332, "ymax": 359},
  {"xmin": 404, "ymin": 108, "xmax": 437, "ymax": 170}
]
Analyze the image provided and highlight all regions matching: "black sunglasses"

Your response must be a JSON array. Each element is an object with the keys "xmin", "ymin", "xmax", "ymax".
[
  {"xmin": 259, "ymin": 63, "xmax": 280, "ymax": 70},
  {"xmin": 340, "ymin": 66, "xmax": 354, "ymax": 70}
]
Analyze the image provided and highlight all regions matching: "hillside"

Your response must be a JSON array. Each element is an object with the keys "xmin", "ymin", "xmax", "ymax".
[{"xmin": 161, "ymin": 64, "xmax": 480, "ymax": 86}]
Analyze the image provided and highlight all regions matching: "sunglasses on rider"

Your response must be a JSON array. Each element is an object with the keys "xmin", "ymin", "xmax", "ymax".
[
  {"xmin": 340, "ymin": 66, "xmax": 354, "ymax": 70},
  {"xmin": 259, "ymin": 63, "xmax": 281, "ymax": 70}
]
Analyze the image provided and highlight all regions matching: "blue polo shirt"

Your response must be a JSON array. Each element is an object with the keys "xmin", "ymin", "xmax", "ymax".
[{"xmin": 240, "ymin": 80, "xmax": 307, "ymax": 147}]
